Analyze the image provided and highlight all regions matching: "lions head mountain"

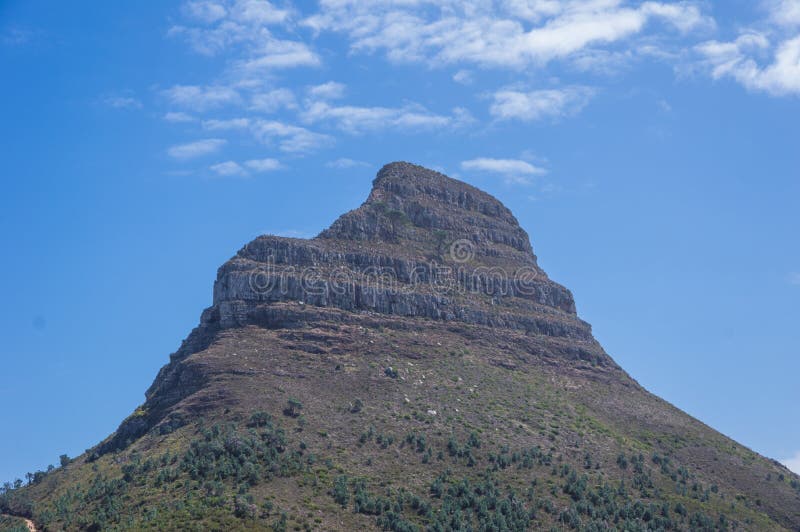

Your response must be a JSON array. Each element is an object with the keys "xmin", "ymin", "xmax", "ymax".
[{"xmin": 2, "ymin": 162, "xmax": 799, "ymax": 531}]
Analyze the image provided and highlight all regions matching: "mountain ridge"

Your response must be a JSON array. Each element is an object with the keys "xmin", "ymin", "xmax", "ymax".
[{"xmin": 2, "ymin": 162, "xmax": 798, "ymax": 531}]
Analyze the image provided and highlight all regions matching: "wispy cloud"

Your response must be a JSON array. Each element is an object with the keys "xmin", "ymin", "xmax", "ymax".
[
  {"xmin": 170, "ymin": 0, "xmax": 318, "ymax": 72},
  {"xmin": 233, "ymin": 38, "xmax": 320, "ymax": 72},
  {"xmin": 461, "ymin": 157, "xmax": 547, "ymax": 185},
  {"xmin": 182, "ymin": 1, "xmax": 228, "ymax": 24},
  {"xmin": 210, "ymin": 160, "xmax": 248, "ymax": 177},
  {"xmin": 251, "ymin": 120, "xmax": 333, "ymax": 153},
  {"xmin": 766, "ymin": 0, "xmax": 800, "ymax": 28},
  {"xmin": 209, "ymin": 157, "xmax": 283, "ymax": 178},
  {"xmin": 693, "ymin": 1, "xmax": 800, "ymax": 97},
  {"xmin": 452, "ymin": 70, "xmax": 473, "ymax": 85},
  {"xmin": 164, "ymin": 111, "xmax": 196, "ymax": 123},
  {"xmin": 244, "ymin": 157, "xmax": 283, "ymax": 172},
  {"xmin": 489, "ymin": 86, "xmax": 594, "ymax": 122},
  {"xmin": 163, "ymin": 84, "xmax": 241, "ymax": 111},
  {"xmin": 202, "ymin": 117, "xmax": 251, "ymax": 131},
  {"xmin": 302, "ymin": 101, "xmax": 473, "ymax": 134},
  {"xmin": 250, "ymin": 88, "xmax": 296, "ymax": 112},
  {"xmin": 198, "ymin": 117, "xmax": 332, "ymax": 153},
  {"xmin": 789, "ymin": 272, "xmax": 800, "ymax": 286},
  {"xmin": 307, "ymin": 81, "xmax": 346, "ymax": 100},
  {"xmin": 696, "ymin": 33, "xmax": 800, "ymax": 96},
  {"xmin": 103, "ymin": 95, "xmax": 143, "ymax": 110},
  {"xmin": 167, "ymin": 138, "xmax": 227, "ymax": 159},
  {"xmin": 326, "ymin": 157, "xmax": 370, "ymax": 169},
  {"xmin": 303, "ymin": 1, "xmax": 713, "ymax": 69}
]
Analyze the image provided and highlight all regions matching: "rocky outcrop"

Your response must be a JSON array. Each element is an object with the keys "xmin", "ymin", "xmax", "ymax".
[
  {"xmin": 210, "ymin": 162, "xmax": 587, "ymax": 337},
  {"xmin": 100, "ymin": 162, "xmax": 610, "ymax": 456}
]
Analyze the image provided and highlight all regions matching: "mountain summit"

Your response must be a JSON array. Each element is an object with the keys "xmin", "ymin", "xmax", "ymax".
[{"xmin": 3, "ymin": 163, "xmax": 799, "ymax": 531}]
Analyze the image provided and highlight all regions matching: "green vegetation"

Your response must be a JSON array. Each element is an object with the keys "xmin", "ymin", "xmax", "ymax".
[
  {"xmin": 3, "ymin": 324, "xmax": 796, "ymax": 530},
  {"xmin": 283, "ymin": 398, "xmax": 303, "ymax": 418}
]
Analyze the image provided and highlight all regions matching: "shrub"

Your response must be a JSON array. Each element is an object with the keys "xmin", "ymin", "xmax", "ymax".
[
  {"xmin": 247, "ymin": 411, "xmax": 272, "ymax": 427},
  {"xmin": 332, "ymin": 475, "xmax": 350, "ymax": 508},
  {"xmin": 283, "ymin": 398, "xmax": 303, "ymax": 418}
]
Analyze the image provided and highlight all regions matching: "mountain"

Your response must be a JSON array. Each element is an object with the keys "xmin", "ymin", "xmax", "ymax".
[{"xmin": 2, "ymin": 162, "xmax": 799, "ymax": 531}]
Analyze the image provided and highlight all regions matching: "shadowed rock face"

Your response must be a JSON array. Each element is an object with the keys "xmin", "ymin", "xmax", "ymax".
[{"xmin": 103, "ymin": 162, "xmax": 610, "ymax": 453}]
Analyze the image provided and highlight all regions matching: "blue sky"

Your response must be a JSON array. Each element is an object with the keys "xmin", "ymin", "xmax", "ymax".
[{"xmin": 1, "ymin": 0, "xmax": 798, "ymax": 482}]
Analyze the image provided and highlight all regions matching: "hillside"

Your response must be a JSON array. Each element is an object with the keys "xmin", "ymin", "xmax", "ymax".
[{"xmin": 2, "ymin": 162, "xmax": 799, "ymax": 531}]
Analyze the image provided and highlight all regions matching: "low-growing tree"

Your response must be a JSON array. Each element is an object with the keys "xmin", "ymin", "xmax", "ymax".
[{"xmin": 283, "ymin": 398, "xmax": 303, "ymax": 418}]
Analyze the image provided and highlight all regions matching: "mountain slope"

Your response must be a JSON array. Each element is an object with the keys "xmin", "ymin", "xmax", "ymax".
[{"xmin": 2, "ymin": 162, "xmax": 799, "ymax": 531}]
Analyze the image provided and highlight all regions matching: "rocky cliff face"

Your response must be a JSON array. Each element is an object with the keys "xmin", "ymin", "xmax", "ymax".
[{"xmin": 101, "ymin": 162, "xmax": 608, "ymax": 454}]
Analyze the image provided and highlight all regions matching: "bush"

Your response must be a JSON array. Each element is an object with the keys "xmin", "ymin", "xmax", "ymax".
[
  {"xmin": 247, "ymin": 411, "xmax": 272, "ymax": 428},
  {"xmin": 283, "ymin": 399, "xmax": 303, "ymax": 418},
  {"xmin": 332, "ymin": 475, "xmax": 350, "ymax": 508}
]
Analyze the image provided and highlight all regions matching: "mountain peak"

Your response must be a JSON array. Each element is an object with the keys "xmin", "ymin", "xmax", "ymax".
[
  {"xmin": 321, "ymin": 162, "xmax": 535, "ymax": 260},
  {"xmin": 13, "ymin": 162, "xmax": 800, "ymax": 532}
]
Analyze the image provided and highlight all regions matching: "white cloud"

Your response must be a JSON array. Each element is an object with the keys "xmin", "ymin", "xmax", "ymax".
[
  {"xmin": 308, "ymin": 81, "xmax": 346, "ymax": 100},
  {"xmin": 304, "ymin": 1, "xmax": 713, "ymax": 69},
  {"xmin": 789, "ymin": 272, "xmax": 800, "ymax": 285},
  {"xmin": 164, "ymin": 111, "xmax": 196, "ymax": 122},
  {"xmin": 250, "ymin": 88, "xmax": 296, "ymax": 112},
  {"xmin": 452, "ymin": 69, "xmax": 473, "ymax": 84},
  {"xmin": 229, "ymin": 0, "xmax": 292, "ymax": 25},
  {"xmin": 302, "ymin": 101, "xmax": 473, "ymax": 134},
  {"xmin": 164, "ymin": 84, "xmax": 241, "ymax": 111},
  {"xmin": 234, "ymin": 37, "xmax": 320, "ymax": 71},
  {"xmin": 197, "ymin": 117, "xmax": 331, "ymax": 153},
  {"xmin": 696, "ymin": 33, "xmax": 800, "ymax": 96},
  {"xmin": 202, "ymin": 117, "xmax": 251, "ymax": 130},
  {"xmin": 461, "ymin": 157, "xmax": 547, "ymax": 184},
  {"xmin": 326, "ymin": 157, "xmax": 370, "ymax": 169},
  {"xmin": 692, "ymin": 1, "xmax": 800, "ymax": 97},
  {"xmin": 167, "ymin": 138, "xmax": 227, "ymax": 159},
  {"xmin": 489, "ymin": 86, "xmax": 594, "ymax": 121},
  {"xmin": 244, "ymin": 157, "xmax": 283, "ymax": 172},
  {"xmin": 209, "ymin": 157, "xmax": 283, "ymax": 177},
  {"xmin": 171, "ymin": 0, "xmax": 295, "ymax": 56},
  {"xmin": 251, "ymin": 120, "xmax": 333, "ymax": 153},
  {"xmin": 210, "ymin": 160, "xmax": 248, "ymax": 177},
  {"xmin": 183, "ymin": 1, "xmax": 227, "ymax": 24},
  {"xmin": 767, "ymin": 0, "xmax": 800, "ymax": 28},
  {"xmin": 103, "ymin": 96, "xmax": 142, "ymax": 109},
  {"xmin": 782, "ymin": 450, "xmax": 800, "ymax": 474}
]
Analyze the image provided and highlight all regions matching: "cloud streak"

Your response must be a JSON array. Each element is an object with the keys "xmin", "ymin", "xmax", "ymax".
[
  {"xmin": 164, "ymin": 84, "xmax": 241, "ymax": 111},
  {"xmin": 302, "ymin": 101, "xmax": 473, "ymax": 134},
  {"xmin": 461, "ymin": 157, "xmax": 547, "ymax": 185},
  {"xmin": 490, "ymin": 86, "xmax": 594, "ymax": 122},
  {"xmin": 210, "ymin": 157, "xmax": 284, "ymax": 177},
  {"xmin": 167, "ymin": 138, "xmax": 227, "ymax": 159},
  {"xmin": 304, "ymin": 1, "xmax": 713, "ymax": 69}
]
